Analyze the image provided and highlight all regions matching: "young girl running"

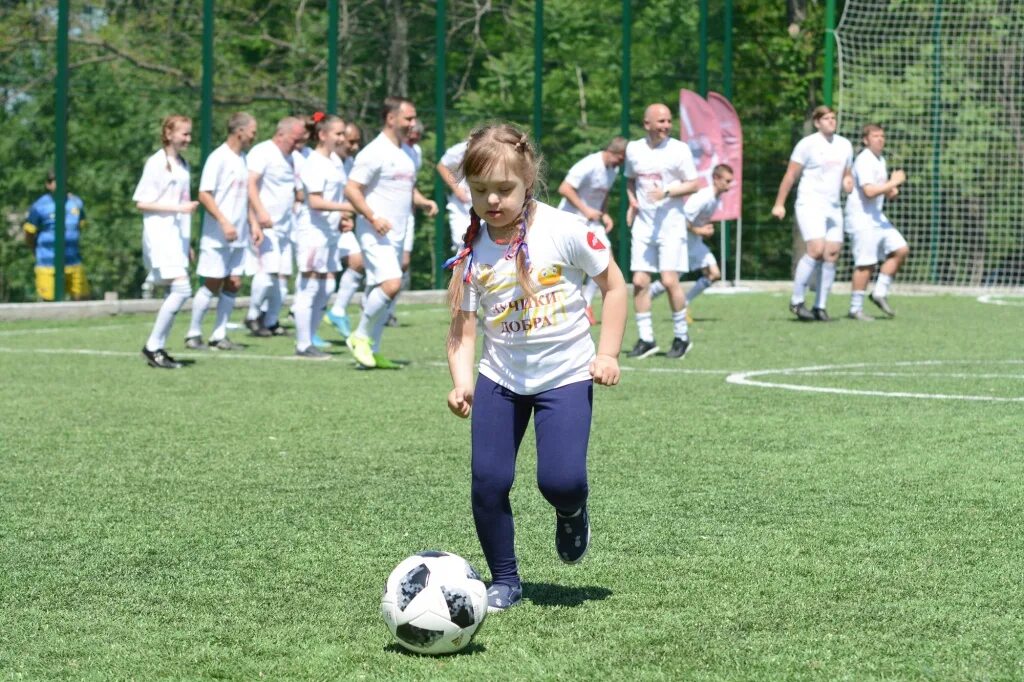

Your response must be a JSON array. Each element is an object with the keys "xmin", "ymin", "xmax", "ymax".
[
  {"xmin": 294, "ymin": 113, "xmax": 352, "ymax": 357},
  {"xmin": 445, "ymin": 124, "xmax": 627, "ymax": 612},
  {"xmin": 134, "ymin": 115, "xmax": 199, "ymax": 369}
]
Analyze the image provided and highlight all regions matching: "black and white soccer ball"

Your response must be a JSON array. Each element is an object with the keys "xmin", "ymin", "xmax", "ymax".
[{"xmin": 380, "ymin": 550, "xmax": 488, "ymax": 655}]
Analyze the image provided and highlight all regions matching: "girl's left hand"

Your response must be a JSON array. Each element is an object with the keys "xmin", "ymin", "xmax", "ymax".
[{"xmin": 589, "ymin": 354, "xmax": 620, "ymax": 386}]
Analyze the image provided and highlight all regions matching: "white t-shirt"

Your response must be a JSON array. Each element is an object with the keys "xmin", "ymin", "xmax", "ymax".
[
  {"xmin": 558, "ymin": 151, "xmax": 618, "ymax": 217},
  {"xmin": 440, "ymin": 140, "xmax": 471, "ymax": 207},
  {"xmin": 247, "ymin": 139, "xmax": 296, "ymax": 233},
  {"xmin": 790, "ymin": 132, "xmax": 853, "ymax": 207},
  {"xmin": 132, "ymin": 149, "xmax": 192, "ymax": 268},
  {"xmin": 460, "ymin": 202, "xmax": 611, "ymax": 395},
  {"xmin": 349, "ymin": 132, "xmax": 417, "ymax": 246},
  {"xmin": 198, "ymin": 143, "xmax": 249, "ymax": 248},
  {"xmin": 624, "ymin": 137, "xmax": 697, "ymax": 236},
  {"xmin": 302, "ymin": 150, "xmax": 347, "ymax": 239},
  {"xmin": 292, "ymin": 148, "xmax": 312, "ymax": 235},
  {"xmin": 683, "ymin": 186, "xmax": 721, "ymax": 228},
  {"xmin": 845, "ymin": 148, "xmax": 889, "ymax": 231}
]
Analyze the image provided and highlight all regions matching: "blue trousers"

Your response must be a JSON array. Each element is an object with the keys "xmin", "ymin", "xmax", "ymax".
[{"xmin": 471, "ymin": 374, "xmax": 593, "ymax": 587}]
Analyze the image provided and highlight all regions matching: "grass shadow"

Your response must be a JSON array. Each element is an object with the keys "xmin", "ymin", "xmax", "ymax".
[
  {"xmin": 384, "ymin": 641, "xmax": 487, "ymax": 657},
  {"xmin": 524, "ymin": 582, "xmax": 613, "ymax": 608}
]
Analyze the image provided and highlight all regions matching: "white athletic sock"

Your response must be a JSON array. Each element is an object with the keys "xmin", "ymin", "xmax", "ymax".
[
  {"xmin": 263, "ymin": 276, "xmax": 283, "ymax": 328},
  {"xmin": 875, "ymin": 273, "xmax": 893, "ymax": 298},
  {"xmin": 331, "ymin": 268, "xmax": 363, "ymax": 317},
  {"xmin": 635, "ymin": 312, "xmax": 655, "ymax": 343},
  {"xmin": 278, "ymin": 277, "xmax": 289, "ymax": 314},
  {"xmin": 210, "ymin": 290, "xmax": 236, "ymax": 342},
  {"xmin": 582, "ymin": 279, "xmax": 599, "ymax": 305},
  {"xmin": 248, "ymin": 273, "xmax": 271, "ymax": 321},
  {"xmin": 850, "ymin": 290, "xmax": 866, "ymax": 313},
  {"xmin": 146, "ymin": 279, "xmax": 191, "ymax": 352},
  {"xmin": 686, "ymin": 276, "xmax": 712, "ymax": 303},
  {"xmin": 312, "ymin": 278, "xmax": 329, "ymax": 339},
  {"xmin": 187, "ymin": 285, "xmax": 214, "ymax": 338},
  {"xmin": 791, "ymin": 254, "xmax": 818, "ymax": 305},
  {"xmin": 815, "ymin": 262, "xmax": 836, "ymax": 310},
  {"xmin": 400, "ymin": 269, "xmax": 411, "ymax": 292},
  {"xmin": 649, "ymin": 280, "xmax": 667, "ymax": 300},
  {"xmin": 672, "ymin": 309, "xmax": 689, "ymax": 340},
  {"xmin": 355, "ymin": 286, "xmax": 392, "ymax": 340},
  {"xmin": 293, "ymin": 275, "xmax": 319, "ymax": 351}
]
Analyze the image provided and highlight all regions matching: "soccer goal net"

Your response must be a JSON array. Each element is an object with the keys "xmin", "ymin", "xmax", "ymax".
[{"xmin": 836, "ymin": 0, "xmax": 1024, "ymax": 289}]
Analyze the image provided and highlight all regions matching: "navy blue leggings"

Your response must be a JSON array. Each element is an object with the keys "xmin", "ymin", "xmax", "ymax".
[{"xmin": 471, "ymin": 374, "xmax": 593, "ymax": 587}]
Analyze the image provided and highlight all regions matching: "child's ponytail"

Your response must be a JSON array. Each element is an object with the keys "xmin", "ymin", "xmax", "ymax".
[{"xmin": 445, "ymin": 209, "xmax": 483, "ymax": 315}]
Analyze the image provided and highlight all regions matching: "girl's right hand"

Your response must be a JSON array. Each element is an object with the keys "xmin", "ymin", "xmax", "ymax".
[
  {"xmin": 447, "ymin": 387, "xmax": 474, "ymax": 418},
  {"xmin": 181, "ymin": 201, "xmax": 200, "ymax": 214}
]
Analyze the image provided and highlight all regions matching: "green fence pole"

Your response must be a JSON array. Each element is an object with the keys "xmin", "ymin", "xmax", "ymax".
[
  {"xmin": 54, "ymin": 0, "xmax": 69, "ymax": 302},
  {"xmin": 698, "ymin": 0, "xmax": 708, "ymax": 96},
  {"xmin": 823, "ymin": 0, "xmax": 836, "ymax": 106},
  {"xmin": 617, "ymin": 0, "xmax": 632, "ymax": 273},
  {"xmin": 929, "ymin": 0, "xmax": 942, "ymax": 282},
  {"xmin": 723, "ymin": 0, "xmax": 733, "ymax": 283},
  {"xmin": 327, "ymin": 0, "xmax": 338, "ymax": 113},
  {"xmin": 533, "ymin": 0, "xmax": 543, "ymax": 144},
  {"xmin": 201, "ymin": 0, "xmax": 214, "ymax": 164},
  {"xmin": 433, "ymin": 0, "xmax": 448, "ymax": 289}
]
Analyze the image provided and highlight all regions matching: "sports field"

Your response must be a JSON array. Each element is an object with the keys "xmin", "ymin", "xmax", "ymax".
[{"xmin": 2, "ymin": 292, "xmax": 1022, "ymax": 680}]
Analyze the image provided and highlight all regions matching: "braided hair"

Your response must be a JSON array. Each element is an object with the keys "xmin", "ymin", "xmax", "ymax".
[{"xmin": 446, "ymin": 124, "xmax": 543, "ymax": 315}]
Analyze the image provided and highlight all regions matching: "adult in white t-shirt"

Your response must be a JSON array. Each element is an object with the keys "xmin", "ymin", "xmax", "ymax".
[
  {"xmin": 184, "ymin": 112, "xmax": 257, "ymax": 351},
  {"xmin": 245, "ymin": 116, "xmax": 307, "ymax": 334},
  {"xmin": 845, "ymin": 123, "xmax": 908, "ymax": 320},
  {"xmin": 436, "ymin": 139, "xmax": 471, "ymax": 251},
  {"xmin": 293, "ymin": 114, "xmax": 354, "ymax": 357},
  {"xmin": 324, "ymin": 122, "xmax": 365, "ymax": 339},
  {"xmin": 133, "ymin": 114, "xmax": 199, "ymax": 369},
  {"xmin": 624, "ymin": 103, "xmax": 700, "ymax": 360},
  {"xmin": 557, "ymin": 137, "xmax": 627, "ymax": 321},
  {"xmin": 650, "ymin": 163, "xmax": 736, "ymax": 307},
  {"xmin": 772, "ymin": 105, "xmax": 854, "ymax": 321},
  {"xmin": 343, "ymin": 96, "xmax": 437, "ymax": 368}
]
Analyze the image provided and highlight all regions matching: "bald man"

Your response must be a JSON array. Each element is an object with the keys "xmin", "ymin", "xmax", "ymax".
[
  {"xmin": 244, "ymin": 116, "xmax": 307, "ymax": 336},
  {"xmin": 624, "ymin": 103, "xmax": 701, "ymax": 360}
]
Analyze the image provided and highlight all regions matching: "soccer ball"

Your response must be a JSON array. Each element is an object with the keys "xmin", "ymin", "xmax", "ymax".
[{"xmin": 380, "ymin": 550, "xmax": 488, "ymax": 655}]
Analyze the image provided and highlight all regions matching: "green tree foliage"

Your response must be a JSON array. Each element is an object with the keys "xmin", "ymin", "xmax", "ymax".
[{"xmin": 0, "ymin": 0, "xmax": 828, "ymax": 301}]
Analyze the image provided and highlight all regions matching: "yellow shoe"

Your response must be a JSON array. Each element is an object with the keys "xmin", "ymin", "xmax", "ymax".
[
  {"xmin": 345, "ymin": 334, "xmax": 376, "ymax": 368},
  {"xmin": 372, "ymin": 353, "xmax": 402, "ymax": 370}
]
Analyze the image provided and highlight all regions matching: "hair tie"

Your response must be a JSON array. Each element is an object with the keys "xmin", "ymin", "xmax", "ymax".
[
  {"xmin": 312, "ymin": 111, "xmax": 325, "ymax": 123},
  {"xmin": 514, "ymin": 135, "xmax": 529, "ymax": 153}
]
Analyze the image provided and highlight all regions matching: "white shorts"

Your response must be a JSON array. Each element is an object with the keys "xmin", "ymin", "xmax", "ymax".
[
  {"xmin": 197, "ymin": 245, "xmax": 245, "ymax": 279},
  {"xmin": 257, "ymin": 228, "xmax": 294, "ymax": 276},
  {"xmin": 796, "ymin": 201, "xmax": 844, "ymax": 243},
  {"xmin": 294, "ymin": 230, "xmax": 339, "ymax": 274},
  {"xmin": 358, "ymin": 230, "xmax": 404, "ymax": 287},
  {"xmin": 403, "ymin": 219, "xmax": 415, "ymax": 253},
  {"xmin": 338, "ymin": 230, "xmax": 360, "ymax": 257},
  {"xmin": 851, "ymin": 225, "xmax": 908, "ymax": 267},
  {"xmin": 687, "ymin": 234, "xmax": 718, "ymax": 272},
  {"xmin": 149, "ymin": 266, "xmax": 189, "ymax": 283},
  {"xmin": 631, "ymin": 223, "xmax": 688, "ymax": 274}
]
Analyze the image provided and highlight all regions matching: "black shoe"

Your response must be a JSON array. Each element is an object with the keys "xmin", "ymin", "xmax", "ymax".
[
  {"xmin": 486, "ymin": 583, "xmax": 523, "ymax": 613},
  {"xmin": 184, "ymin": 336, "xmax": 208, "ymax": 350},
  {"xmin": 812, "ymin": 307, "xmax": 831, "ymax": 322},
  {"xmin": 556, "ymin": 505, "xmax": 591, "ymax": 564},
  {"xmin": 267, "ymin": 324, "xmax": 288, "ymax": 337},
  {"xmin": 142, "ymin": 347, "xmax": 183, "ymax": 369},
  {"xmin": 789, "ymin": 302, "xmax": 815, "ymax": 321},
  {"xmin": 870, "ymin": 294, "xmax": 895, "ymax": 317},
  {"xmin": 245, "ymin": 317, "xmax": 272, "ymax": 338},
  {"xmin": 665, "ymin": 336, "xmax": 693, "ymax": 359},
  {"xmin": 295, "ymin": 346, "xmax": 331, "ymax": 359},
  {"xmin": 209, "ymin": 337, "xmax": 245, "ymax": 351},
  {"xmin": 626, "ymin": 339, "xmax": 660, "ymax": 359},
  {"xmin": 385, "ymin": 313, "xmax": 400, "ymax": 328}
]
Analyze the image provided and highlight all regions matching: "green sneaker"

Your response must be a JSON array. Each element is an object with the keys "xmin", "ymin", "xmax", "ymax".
[
  {"xmin": 373, "ymin": 353, "xmax": 402, "ymax": 370},
  {"xmin": 345, "ymin": 333, "xmax": 376, "ymax": 368}
]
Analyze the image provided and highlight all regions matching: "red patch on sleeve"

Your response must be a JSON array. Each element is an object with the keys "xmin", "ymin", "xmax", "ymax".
[{"xmin": 587, "ymin": 231, "xmax": 606, "ymax": 250}]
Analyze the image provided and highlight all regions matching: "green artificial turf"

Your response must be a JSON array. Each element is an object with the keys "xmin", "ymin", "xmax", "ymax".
[{"xmin": 1, "ymin": 292, "xmax": 1022, "ymax": 680}]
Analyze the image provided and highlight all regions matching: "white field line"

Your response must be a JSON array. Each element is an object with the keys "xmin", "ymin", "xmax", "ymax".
[
  {"xmin": 726, "ymin": 361, "xmax": 1024, "ymax": 402},
  {"xmin": 0, "ymin": 346, "xmax": 739, "ymax": 375},
  {"xmin": 0, "ymin": 322, "xmax": 138, "ymax": 337},
  {"xmin": 977, "ymin": 294, "xmax": 1024, "ymax": 307}
]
